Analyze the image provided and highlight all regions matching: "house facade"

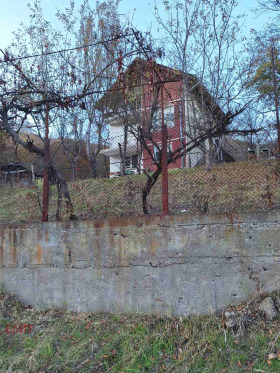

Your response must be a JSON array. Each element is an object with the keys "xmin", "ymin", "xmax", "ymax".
[{"xmin": 100, "ymin": 58, "xmax": 230, "ymax": 177}]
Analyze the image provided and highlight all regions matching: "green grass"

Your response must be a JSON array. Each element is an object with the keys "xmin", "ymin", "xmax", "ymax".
[
  {"xmin": 1, "ymin": 292, "xmax": 280, "ymax": 372},
  {"xmin": 1, "ymin": 160, "xmax": 280, "ymax": 223}
]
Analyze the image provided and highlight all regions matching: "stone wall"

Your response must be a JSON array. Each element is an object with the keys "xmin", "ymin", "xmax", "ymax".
[{"xmin": 1, "ymin": 212, "xmax": 280, "ymax": 315}]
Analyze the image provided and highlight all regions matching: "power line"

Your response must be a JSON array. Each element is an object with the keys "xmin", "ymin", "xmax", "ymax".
[
  {"xmin": 0, "ymin": 26, "xmax": 257, "ymax": 111},
  {"xmin": 0, "ymin": 77, "xmax": 183, "ymax": 102},
  {"xmin": 0, "ymin": 33, "xmax": 134, "ymax": 64}
]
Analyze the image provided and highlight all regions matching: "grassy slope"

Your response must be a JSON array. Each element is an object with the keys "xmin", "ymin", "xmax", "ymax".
[
  {"xmin": 1, "ymin": 292, "xmax": 280, "ymax": 372},
  {"xmin": 1, "ymin": 160, "xmax": 280, "ymax": 223}
]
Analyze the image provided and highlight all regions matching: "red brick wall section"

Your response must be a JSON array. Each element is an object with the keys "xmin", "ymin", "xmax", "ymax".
[{"xmin": 142, "ymin": 79, "xmax": 185, "ymax": 171}]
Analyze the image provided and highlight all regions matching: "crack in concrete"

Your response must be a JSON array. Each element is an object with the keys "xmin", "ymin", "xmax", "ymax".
[{"xmin": 2, "ymin": 252, "xmax": 280, "ymax": 271}]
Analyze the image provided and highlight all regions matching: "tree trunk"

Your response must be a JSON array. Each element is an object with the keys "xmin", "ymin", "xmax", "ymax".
[
  {"xmin": 89, "ymin": 154, "xmax": 98, "ymax": 178},
  {"xmin": 70, "ymin": 163, "xmax": 75, "ymax": 181},
  {"xmin": 2, "ymin": 119, "xmax": 76, "ymax": 219},
  {"xmin": 55, "ymin": 181, "xmax": 62, "ymax": 220},
  {"xmin": 142, "ymin": 169, "xmax": 161, "ymax": 215},
  {"xmin": 86, "ymin": 125, "xmax": 100, "ymax": 179},
  {"xmin": 50, "ymin": 162, "xmax": 77, "ymax": 220},
  {"xmin": 205, "ymin": 138, "xmax": 212, "ymax": 171},
  {"xmin": 119, "ymin": 142, "xmax": 126, "ymax": 176}
]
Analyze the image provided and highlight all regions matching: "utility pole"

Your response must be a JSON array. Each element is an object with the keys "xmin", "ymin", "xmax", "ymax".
[
  {"xmin": 161, "ymin": 82, "xmax": 169, "ymax": 215},
  {"xmin": 42, "ymin": 101, "xmax": 50, "ymax": 222},
  {"xmin": 271, "ymin": 46, "xmax": 280, "ymax": 155}
]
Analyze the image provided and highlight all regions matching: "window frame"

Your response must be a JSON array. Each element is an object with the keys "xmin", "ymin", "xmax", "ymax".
[
  {"xmin": 152, "ymin": 105, "xmax": 175, "ymax": 131},
  {"xmin": 152, "ymin": 142, "xmax": 173, "ymax": 164},
  {"xmin": 124, "ymin": 155, "xmax": 138, "ymax": 170}
]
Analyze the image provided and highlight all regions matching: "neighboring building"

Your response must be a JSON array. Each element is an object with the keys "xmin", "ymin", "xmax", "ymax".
[
  {"xmin": 99, "ymin": 58, "xmax": 236, "ymax": 177},
  {"xmin": 0, "ymin": 163, "xmax": 34, "ymax": 187}
]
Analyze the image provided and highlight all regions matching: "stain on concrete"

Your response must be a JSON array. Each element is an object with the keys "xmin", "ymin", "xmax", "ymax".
[
  {"xmin": 1, "ymin": 211, "xmax": 280, "ymax": 315},
  {"xmin": 8, "ymin": 230, "xmax": 17, "ymax": 265},
  {"xmin": 36, "ymin": 244, "xmax": 42, "ymax": 264}
]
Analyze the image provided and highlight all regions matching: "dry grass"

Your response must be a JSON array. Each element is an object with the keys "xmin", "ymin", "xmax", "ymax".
[
  {"xmin": 1, "ymin": 160, "xmax": 280, "ymax": 224},
  {"xmin": 1, "ymin": 292, "xmax": 280, "ymax": 372}
]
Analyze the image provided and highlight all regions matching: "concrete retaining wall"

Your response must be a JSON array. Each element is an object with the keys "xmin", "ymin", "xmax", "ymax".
[{"xmin": 1, "ymin": 212, "xmax": 280, "ymax": 316}]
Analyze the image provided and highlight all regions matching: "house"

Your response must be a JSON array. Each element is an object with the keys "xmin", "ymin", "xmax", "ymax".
[{"xmin": 99, "ymin": 58, "xmax": 236, "ymax": 177}]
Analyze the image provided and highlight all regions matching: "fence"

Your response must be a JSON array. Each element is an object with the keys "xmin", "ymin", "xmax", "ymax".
[
  {"xmin": 1, "ymin": 55, "xmax": 279, "ymax": 224},
  {"xmin": 0, "ymin": 144, "xmax": 280, "ymax": 224}
]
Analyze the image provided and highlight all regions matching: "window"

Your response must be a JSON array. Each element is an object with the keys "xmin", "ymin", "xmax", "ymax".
[
  {"xmin": 125, "ymin": 155, "xmax": 138, "ymax": 169},
  {"xmin": 153, "ymin": 111, "xmax": 161, "ymax": 131},
  {"xmin": 153, "ymin": 143, "xmax": 173, "ymax": 163},
  {"xmin": 125, "ymin": 157, "xmax": 130, "ymax": 168},
  {"xmin": 131, "ymin": 154, "xmax": 138, "ymax": 168},
  {"xmin": 152, "ymin": 106, "xmax": 175, "ymax": 131},
  {"xmin": 167, "ymin": 143, "xmax": 173, "ymax": 159},
  {"xmin": 165, "ymin": 106, "xmax": 175, "ymax": 128},
  {"xmin": 153, "ymin": 146, "xmax": 160, "ymax": 163}
]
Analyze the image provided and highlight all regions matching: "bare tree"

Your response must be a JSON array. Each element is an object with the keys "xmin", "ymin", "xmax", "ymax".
[
  {"xmin": 0, "ymin": 0, "xmax": 139, "ymax": 218},
  {"xmin": 75, "ymin": 0, "xmax": 122, "ymax": 178},
  {"xmin": 100, "ymin": 21, "xmax": 261, "ymax": 214},
  {"xmin": 152, "ymin": 0, "xmax": 258, "ymax": 169}
]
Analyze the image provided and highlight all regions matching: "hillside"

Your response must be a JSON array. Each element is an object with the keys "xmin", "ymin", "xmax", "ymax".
[
  {"xmin": 0, "ymin": 132, "xmax": 108, "ymax": 182},
  {"xmin": 0, "ymin": 160, "xmax": 280, "ymax": 224}
]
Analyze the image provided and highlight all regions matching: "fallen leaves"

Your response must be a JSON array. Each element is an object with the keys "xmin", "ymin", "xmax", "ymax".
[{"xmin": 267, "ymin": 351, "xmax": 280, "ymax": 361}]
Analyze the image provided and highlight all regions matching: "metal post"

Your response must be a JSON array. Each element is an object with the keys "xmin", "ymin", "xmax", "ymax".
[
  {"xmin": 31, "ymin": 163, "xmax": 35, "ymax": 185},
  {"xmin": 271, "ymin": 46, "xmax": 280, "ymax": 155},
  {"xmin": 180, "ymin": 99, "xmax": 186, "ymax": 169},
  {"xmin": 161, "ymin": 82, "xmax": 169, "ymax": 215},
  {"xmin": 42, "ymin": 101, "xmax": 50, "ymax": 222}
]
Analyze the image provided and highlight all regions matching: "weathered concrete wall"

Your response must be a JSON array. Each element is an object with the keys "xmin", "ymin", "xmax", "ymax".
[{"xmin": 1, "ymin": 212, "xmax": 280, "ymax": 316}]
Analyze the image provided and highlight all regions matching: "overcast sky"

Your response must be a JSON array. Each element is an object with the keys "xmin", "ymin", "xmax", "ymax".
[{"xmin": 0, "ymin": 0, "xmax": 274, "ymax": 52}]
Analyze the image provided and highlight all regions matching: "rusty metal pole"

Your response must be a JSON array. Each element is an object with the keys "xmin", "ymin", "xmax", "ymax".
[
  {"xmin": 42, "ymin": 100, "xmax": 50, "ymax": 222},
  {"xmin": 271, "ymin": 46, "xmax": 280, "ymax": 156},
  {"xmin": 161, "ymin": 82, "xmax": 169, "ymax": 215}
]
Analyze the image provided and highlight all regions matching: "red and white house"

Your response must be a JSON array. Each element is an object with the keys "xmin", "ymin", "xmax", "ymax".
[{"xmin": 100, "ymin": 58, "xmax": 231, "ymax": 177}]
